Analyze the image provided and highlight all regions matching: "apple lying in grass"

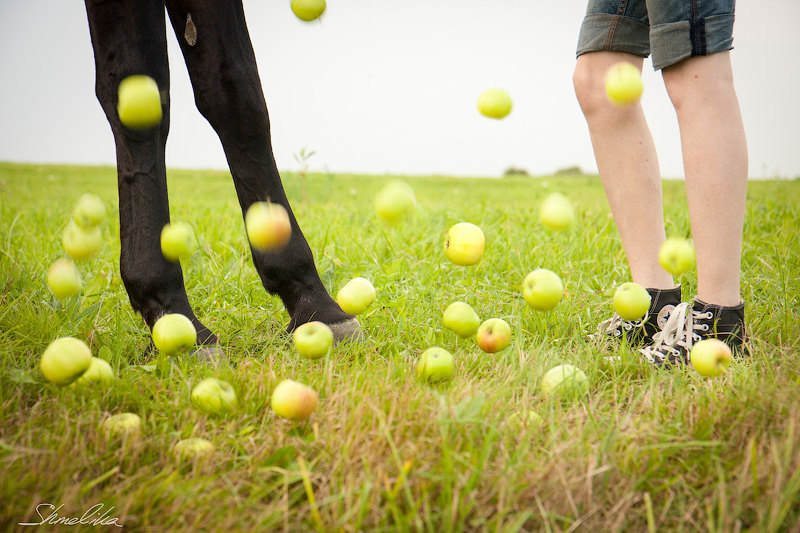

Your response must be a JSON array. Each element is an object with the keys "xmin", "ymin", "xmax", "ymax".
[
  {"xmin": 690, "ymin": 339, "xmax": 733, "ymax": 377},
  {"xmin": 375, "ymin": 180, "xmax": 416, "ymax": 224},
  {"xmin": 476, "ymin": 318, "xmax": 511, "ymax": 353},
  {"xmin": 541, "ymin": 364, "xmax": 589, "ymax": 398},
  {"xmin": 539, "ymin": 192, "xmax": 575, "ymax": 231},
  {"xmin": 152, "ymin": 313, "xmax": 197, "ymax": 355},
  {"xmin": 40, "ymin": 337, "xmax": 93, "ymax": 385},
  {"xmin": 160, "ymin": 222, "xmax": 196, "ymax": 263},
  {"xmin": 658, "ymin": 238, "xmax": 696, "ymax": 276},
  {"xmin": 293, "ymin": 321, "xmax": 334, "ymax": 360},
  {"xmin": 72, "ymin": 193, "xmax": 107, "ymax": 228},
  {"xmin": 102, "ymin": 413, "xmax": 142, "ymax": 439},
  {"xmin": 173, "ymin": 437, "xmax": 214, "ymax": 460},
  {"xmin": 71, "ymin": 357, "xmax": 114, "ymax": 386},
  {"xmin": 477, "ymin": 88, "xmax": 513, "ymax": 119},
  {"xmin": 47, "ymin": 258, "xmax": 82, "ymax": 299},
  {"xmin": 117, "ymin": 75, "xmax": 162, "ymax": 129},
  {"xmin": 336, "ymin": 277, "xmax": 376, "ymax": 315},
  {"xmin": 62, "ymin": 220, "xmax": 102, "ymax": 260},
  {"xmin": 191, "ymin": 377, "xmax": 237, "ymax": 415},
  {"xmin": 416, "ymin": 347, "xmax": 454, "ymax": 383},
  {"xmin": 271, "ymin": 379, "xmax": 318, "ymax": 419},
  {"xmin": 506, "ymin": 410, "xmax": 544, "ymax": 429},
  {"xmin": 444, "ymin": 222, "xmax": 485, "ymax": 266},
  {"xmin": 613, "ymin": 282, "xmax": 652, "ymax": 321},
  {"xmin": 442, "ymin": 301, "xmax": 481, "ymax": 338},
  {"xmin": 605, "ymin": 62, "xmax": 644, "ymax": 106},
  {"xmin": 245, "ymin": 201, "xmax": 292, "ymax": 252},
  {"xmin": 522, "ymin": 269, "xmax": 563, "ymax": 311},
  {"xmin": 291, "ymin": 0, "xmax": 326, "ymax": 21}
]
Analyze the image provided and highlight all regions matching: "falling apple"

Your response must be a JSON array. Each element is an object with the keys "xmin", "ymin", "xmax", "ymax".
[
  {"xmin": 293, "ymin": 321, "xmax": 334, "ymax": 360},
  {"xmin": 72, "ymin": 194, "xmax": 107, "ymax": 228},
  {"xmin": 539, "ymin": 192, "xmax": 575, "ymax": 231},
  {"xmin": 522, "ymin": 268, "xmax": 564, "ymax": 311},
  {"xmin": 62, "ymin": 220, "xmax": 102, "ymax": 260},
  {"xmin": 291, "ymin": 0, "xmax": 326, "ymax": 21},
  {"xmin": 117, "ymin": 75, "xmax": 163, "ymax": 129},
  {"xmin": 690, "ymin": 339, "xmax": 733, "ymax": 377},
  {"xmin": 245, "ymin": 201, "xmax": 292, "ymax": 252},
  {"xmin": 416, "ymin": 347, "xmax": 454, "ymax": 383},
  {"xmin": 444, "ymin": 222, "xmax": 485, "ymax": 266},
  {"xmin": 47, "ymin": 258, "xmax": 82, "ymax": 299},
  {"xmin": 152, "ymin": 313, "xmax": 197, "ymax": 355},
  {"xmin": 271, "ymin": 379, "xmax": 318, "ymax": 420},
  {"xmin": 605, "ymin": 62, "xmax": 644, "ymax": 106},
  {"xmin": 102, "ymin": 412, "xmax": 143, "ymax": 439},
  {"xmin": 375, "ymin": 180, "xmax": 416, "ymax": 224},
  {"xmin": 477, "ymin": 88, "xmax": 513, "ymax": 119},
  {"xmin": 191, "ymin": 377, "xmax": 237, "ymax": 415},
  {"xmin": 613, "ymin": 282, "xmax": 652, "ymax": 321},
  {"xmin": 658, "ymin": 238, "xmax": 696, "ymax": 276},
  {"xmin": 160, "ymin": 222, "xmax": 196, "ymax": 263},
  {"xmin": 40, "ymin": 336, "xmax": 93, "ymax": 385},
  {"xmin": 476, "ymin": 318, "xmax": 512, "ymax": 353},
  {"xmin": 442, "ymin": 301, "xmax": 481, "ymax": 338},
  {"xmin": 71, "ymin": 357, "xmax": 114, "ymax": 386},
  {"xmin": 541, "ymin": 364, "xmax": 589, "ymax": 398},
  {"xmin": 336, "ymin": 277, "xmax": 376, "ymax": 315}
]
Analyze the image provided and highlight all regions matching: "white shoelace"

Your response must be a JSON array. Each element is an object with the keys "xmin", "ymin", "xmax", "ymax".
[
  {"xmin": 592, "ymin": 313, "xmax": 644, "ymax": 339},
  {"xmin": 639, "ymin": 302, "xmax": 713, "ymax": 365}
]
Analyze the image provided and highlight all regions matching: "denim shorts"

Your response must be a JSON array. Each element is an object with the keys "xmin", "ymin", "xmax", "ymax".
[{"xmin": 576, "ymin": 0, "xmax": 736, "ymax": 70}]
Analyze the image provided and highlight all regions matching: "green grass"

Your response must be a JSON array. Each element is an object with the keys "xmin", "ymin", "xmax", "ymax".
[{"xmin": 1, "ymin": 161, "xmax": 799, "ymax": 532}]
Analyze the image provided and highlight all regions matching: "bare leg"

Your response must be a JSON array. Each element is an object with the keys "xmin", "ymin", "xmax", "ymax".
[
  {"xmin": 164, "ymin": 0, "xmax": 356, "ymax": 334},
  {"xmin": 85, "ymin": 0, "xmax": 216, "ymax": 346},
  {"xmin": 662, "ymin": 52, "xmax": 747, "ymax": 307},
  {"xmin": 573, "ymin": 51, "xmax": 674, "ymax": 290}
]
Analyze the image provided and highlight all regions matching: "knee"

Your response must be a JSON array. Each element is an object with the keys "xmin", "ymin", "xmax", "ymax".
[
  {"xmin": 573, "ymin": 58, "xmax": 610, "ymax": 119},
  {"xmin": 192, "ymin": 70, "xmax": 267, "ymax": 133}
]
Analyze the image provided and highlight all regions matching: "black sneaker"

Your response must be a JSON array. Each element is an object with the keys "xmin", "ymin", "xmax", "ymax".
[
  {"xmin": 592, "ymin": 285, "xmax": 682, "ymax": 347},
  {"xmin": 639, "ymin": 298, "xmax": 748, "ymax": 367}
]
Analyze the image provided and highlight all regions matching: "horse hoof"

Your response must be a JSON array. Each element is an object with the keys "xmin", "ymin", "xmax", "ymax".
[{"xmin": 328, "ymin": 318, "xmax": 363, "ymax": 344}]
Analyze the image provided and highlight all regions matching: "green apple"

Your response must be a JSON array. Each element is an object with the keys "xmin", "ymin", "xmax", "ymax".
[
  {"xmin": 690, "ymin": 339, "xmax": 733, "ymax": 377},
  {"xmin": 271, "ymin": 379, "xmax": 318, "ymax": 419},
  {"xmin": 541, "ymin": 364, "xmax": 589, "ymax": 398},
  {"xmin": 613, "ymin": 282, "xmax": 652, "ymax": 321},
  {"xmin": 539, "ymin": 192, "xmax": 575, "ymax": 231},
  {"xmin": 416, "ymin": 347, "xmax": 454, "ymax": 383},
  {"xmin": 62, "ymin": 220, "xmax": 102, "ymax": 260},
  {"xmin": 375, "ymin": 180, "xmax": 416, "ymax": 224},
  {"xmin": 442, "ymin": 301, "xmax": 481, "ymax": 338},
  {"xmin": 444, "ymin": 222, "xmax": 485, "ymax": 266},
  {"xmin": 71, "ymin": 357, "xmax": 114, "ymax": 386},
  {"xmin": 291, "ymin": 0, "xmax": 326, "ymax": 21},
  {"xmin": 336, "ymin": 277, "xmax": 376, "ymax": 315},
  {"xmin": 522, "ymin": 269, "xmax": 563, "ymax": 311},
  {"xmin": 605, "ymin": 62, "xmax": 644, "ymax": 106},
  {"xmin": 47, "ymin": 258, "xmax": 82, "ymax": 299},
  {"xmin": 293, "ymin": 321, "xmax": 334, "ymax": 360},
  {"xmin": 72, "ymin": 194, "xmax": 107, "ymax": 228},
  {"xmin": 160, "ymin": 222, "xmax": 196, "ymax": 263},
  {"xmin": 658, "ymin": 238, "xmax": 696, "ymax": 276},
  {"xmin": 117, "ymin": 75, "xmax": 162, "ymax": 129},
  {"xmin": 476, "ymin": 318, "xmax": 511, "ymax": 353},
  {"xmin": 191, "ymin": 377, "xmax": 237, "ymax": 415},
  {"xmin": 173, "ymin": 437, "xmax": 214, "ymax": 460},
  {"xmin": 40, "ymin": 336, "xmax": 93, "ymax": 385},
  {"xmin": 477, "ymin": 88, "xmax": 513, "ymax": 119},
  {"xmin": 245, "ymin": 201, "xmax": 292, "ymax": 252},
  {"xmin": 152, "ymin": 313, "xmax": 197, "ymax": 355},
  {"xmin": 506, "ymin": 410, "xmax": 543, "ymax": 429},
  {"xmin": 102, "ymin": 412, "xmax": 143, "ymax": 439}
]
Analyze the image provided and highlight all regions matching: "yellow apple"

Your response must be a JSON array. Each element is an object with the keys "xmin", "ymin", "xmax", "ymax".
[
  {"xmin": 444, "ymin": 222, "xmax": 485, "ymax": 266},
  {"xmin": 47, "ymin": 258, "xmax": 82, "ymax": 299},
  {"xmin": 62, "ymin": 220, "xmax": 102, "ymax": 260},
  {"xmin": 522, "ymin": 269, "xmax": 564, "ymax": 311},
  {"xmin": 375, "ymin": 180, "xmax": 416, "ymax": 224},
  {"xmin": 40, "ymin": 337, "xmax": 93, "ymax": 385},
  {"xmin": 71, "ymin": 357, "xmax": 114, "ymax": 386},
  {"xmin": 173, "ymin": 437, "xmax": 214, "ymax": 460},
  {"xmin": 160, "ymin": 222, "xmax": 196, "ymax": 263},
  {"xmin": 191, "ymin": 377, "xmax": 237, "ymax": 415},
  {"xmin": 152, "ymin": 313, "xmax": 197, "ymax": 355},
  {"xmin": 291, "ymin": 0, "xmax": 326, "ymax": 21},
  {"xmin": 72, "ymin": 193, "xmax": 107, "ymax": 228},
  {"xmin": 541, "ymin": 364, "xmax": 589, "ymax": 398},
  {"xmin": 690, "ymin": 339, "xmax": 733, "ymax": 377},
  {"xmin": 102, "ymin": 412, "xmax": 143, "ymax": 439},
  {"xmin": 605, "ymin": 62, "xmax": 644, "ymax": 106},
  {"xmin": 416, "ymin": 347, "xmax": 454, "ymax": 383},
  {"xmin": 613, "ymin": 282, "xmax": 652, "ymax": 321},
  {"xmin": 336, "ymin": 277, "xmax": 376, "ymax": 315},
  {"xmin": 658, "ymin": 238, "xmax": 696, "ymax": 276},
  {"xmin": 117, "ymin": 75, "xmax": 163, "ymax": 129},
  {"xmin": 245, "ymin": 201, "xmax": 292, "ymax": 252},
  {"xmin": 293, "ymin": 321, "xmax": 334, "ymax": 360},
  {"xmin": 442, "ymin": 301, "xmax": 481, "ymax": 338},
  {"xmin": 477, "ymin": 88, "xmax": 513, "ymax": 119},
  {"xmin": 271, "ymin": 379, "xmax": 318, "ymax": 419},
  {"xmin": 476, "ymin": 318, "xmax": 512, "ymax": 353},
  {"xmin": 539, "ymin": 192, "xmax": 575, "ymax": 231}
]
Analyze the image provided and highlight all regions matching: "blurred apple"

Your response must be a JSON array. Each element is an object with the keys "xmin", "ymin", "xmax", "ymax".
[
  {"xmin": 173, "ymin": 437, "xmax": 214, "ymax": 460},
  {"xmin": 102, "ymin": 412, "xmax": 143, "ymax": 439},
  {"xmin": 442, "ymin": 301, "xmax": 481, "ymax": 338},
  {"xmin": 416, "ymin": 347, "xmax": 454, "ymax": 383},
  {"xmin": 605, "ymin": 62, "xmax": 644, "ymax": 106},
  {"xmin": 336, "ymin": 277, "xmax": 376, "ymax": 315},
  {"xmin": 522, "ymin": 269, "xmax": 563, "ymax": 311},
  {"xmin": 160, "ymin": 222, "xmax": 196, "ymax": 262},
  {"xmin": 293, "ymin": 321, "xmax": 334, "ymax": 360},
  {"xmin": 117, "ymin": 75, "xmax": 162, "ymax": 129},
  {"xmin": 291, "ymin": 0, "xmax": 326, "ymax": 21},
  {"xmin": 47, "ymin": 258, "xmax": 82, "ymax": 299},
  {"xmin": 506, "ymin": 410, "xmax": 544, "ymax": 429},
  {"xmin": 690, "ymin": 339, "xmax": 733, "ymax": 377},
  {"xmin": 477, "ymin": 88, "xmax": 513, "ymax": 119},
  {"xmin": 539, "ymin": 192, "xmax": 575, "ymax": 231},
  {"xmin": 72, "ymin": 194, "xmax": 107, "ymax": 228},
  {"xmin": 191, "ymin": 377, "xmax": 237, "ymax": 415},
  {"xmin": 541, "ymin": 364, "xmax": 589, "ymax": 398},
  {"xmin": 152, "ymin": 313, "xmax": 197, "ymax": 355},
  {"xmin": 245, "ymin": 201, "xmax": 292, "ymax": 252},
  {"xmin": 444, "ymin": 222, "xmax": 485, "ymax": 266},
  {"xmin": 271, "ymin": 379, "xmax": 318, "ymax": 419},
  {"xmin": 375, "ymin": 180, "xmax": 416, "ymax": 224},
  {"xmin": 658, "ymin": 238, "xmax": 696, "ymax": 276},
  {"xmin": 613, "ymin": 282, "xmax": 652, "ymax": 321},
  {"xmin": 71, "ymin": 357, "xmax": 114, "ymax": 386},
  {"xmin": 62, "ymin": 220, "xmax": 102, "ymax": 260},
  {"xmin": 40, "ymin": 337, "xmax": 93, "ymax": 385},
  {"xmin": 476, "ymin": 318, "xmax": 511, "ymax": 353}
]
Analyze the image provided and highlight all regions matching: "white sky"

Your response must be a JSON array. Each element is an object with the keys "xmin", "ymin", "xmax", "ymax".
[{"xmin": 1, "ymin": 1, "xmax": 798, "ymax": 179}]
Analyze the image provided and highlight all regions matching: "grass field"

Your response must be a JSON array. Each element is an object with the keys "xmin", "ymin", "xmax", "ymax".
[{"xmin": 1, "ymin": 161, "xmax": 799, "ymax": 532}]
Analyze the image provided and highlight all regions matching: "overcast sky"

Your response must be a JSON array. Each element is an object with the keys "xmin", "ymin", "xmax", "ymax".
[{"xmin": 1, "ymin": 1, "xmax": 798, "ymax": 179}]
